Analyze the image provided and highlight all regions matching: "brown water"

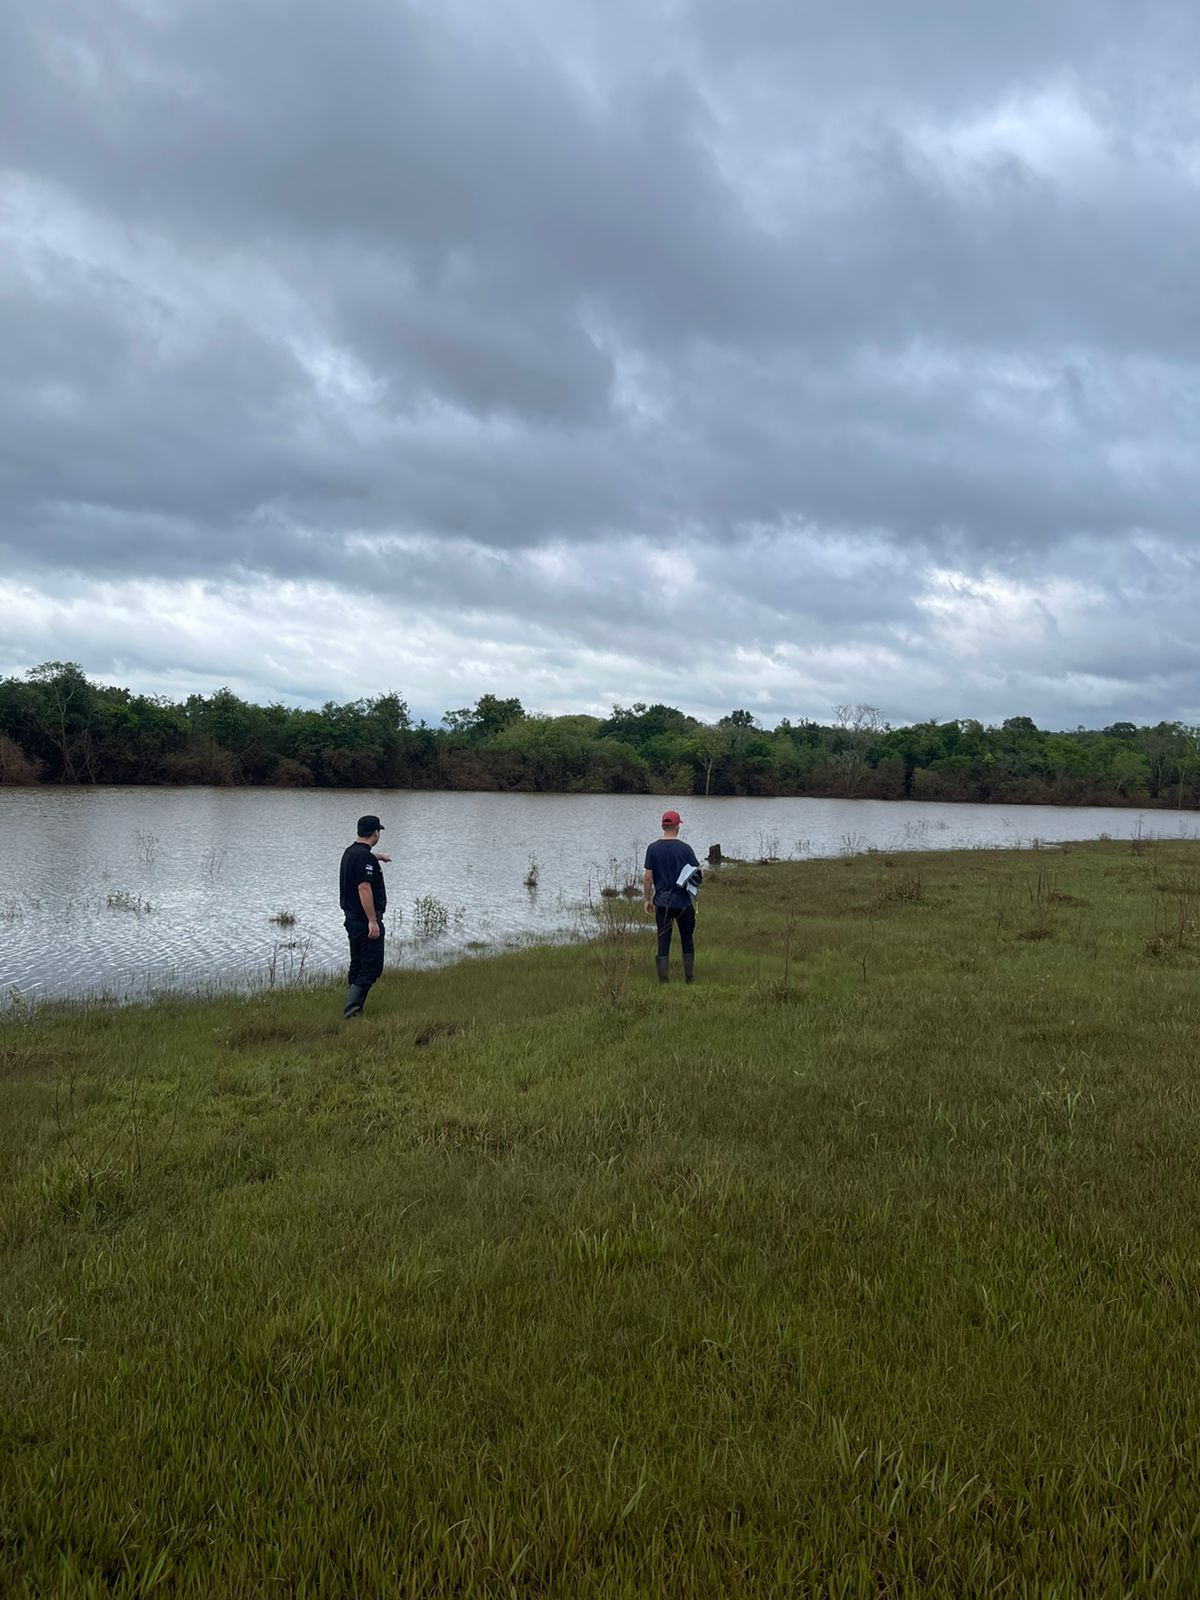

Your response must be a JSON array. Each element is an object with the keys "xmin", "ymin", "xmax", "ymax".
[{"xmin": 1, "ymin": 787, "xmax": 1194, "ymax": 1004}]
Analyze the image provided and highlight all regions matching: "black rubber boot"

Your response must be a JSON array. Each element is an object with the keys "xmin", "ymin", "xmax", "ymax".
[
  {"xmin": 655, "ymin": 956, "xmax": 670, "ymax": 984},
  {"xmin": 343, "ymin": 984, "xmax": 368, "ymax": 1019},
  {"xmin": 683, "ymin": 955, "xmax": 695, "ymax": 984}
]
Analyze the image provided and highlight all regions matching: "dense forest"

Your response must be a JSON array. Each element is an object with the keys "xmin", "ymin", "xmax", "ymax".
[{"xmin": 1, "ymin": 662, "xmax": 1197, "ymax": 809}]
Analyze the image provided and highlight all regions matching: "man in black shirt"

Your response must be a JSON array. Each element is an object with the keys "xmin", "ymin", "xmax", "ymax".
[
  {"xmin": 339, "ymin": 814, "xmax": 388, "ymax": 1018},
  {"xmin": 643, "ymin": 809, "xmax": 702, "ymax": 984}
]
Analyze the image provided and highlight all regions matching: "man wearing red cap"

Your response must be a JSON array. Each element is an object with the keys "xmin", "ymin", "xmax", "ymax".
[{"xmin": 643, "ymin": 810, "xmax": 702, "ymax": 983}]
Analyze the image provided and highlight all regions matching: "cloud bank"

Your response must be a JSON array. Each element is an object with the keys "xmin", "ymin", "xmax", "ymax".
[{"xmin": 1, "ymin": 0, "xmax": 1197, "ymax": 726}]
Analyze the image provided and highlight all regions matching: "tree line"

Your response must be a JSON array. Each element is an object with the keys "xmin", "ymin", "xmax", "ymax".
[{"xmin": 1, "ymin": 662, "xmax": 1198, "ymax": 809}]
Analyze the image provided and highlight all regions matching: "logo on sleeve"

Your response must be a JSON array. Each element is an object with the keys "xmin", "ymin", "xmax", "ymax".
[{"xmin": 365, "ymin": 864, "xmax": 374, "ymax": 875}]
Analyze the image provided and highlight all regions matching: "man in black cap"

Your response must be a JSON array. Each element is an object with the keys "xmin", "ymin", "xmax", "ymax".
[{"xmin": 339, "ymin": 815, "xmax": 389, "ymax": 1018}]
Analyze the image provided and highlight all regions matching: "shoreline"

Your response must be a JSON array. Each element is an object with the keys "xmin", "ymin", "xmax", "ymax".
[
  {"xmin": 5, "ymin": 835, "xmax": 1199, "ymax": 1018},
  {"xmin": 4, "ymin": 778, "xmax": 1200, "ymax": 813}
]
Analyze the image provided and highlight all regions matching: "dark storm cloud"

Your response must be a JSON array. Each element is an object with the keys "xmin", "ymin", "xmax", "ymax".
[{"xmin": 0, "ymin": 0, "xmax": 1198, "ymax": 723}]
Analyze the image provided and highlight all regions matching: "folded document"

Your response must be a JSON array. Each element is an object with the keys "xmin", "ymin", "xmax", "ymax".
[{"xmin": 676, "ymin": 862, "xmax": 701, "ymax": 896}]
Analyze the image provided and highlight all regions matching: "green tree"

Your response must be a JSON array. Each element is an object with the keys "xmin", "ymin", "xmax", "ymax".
[
  {"xmin": 443, "ymin": 695, "xmax": 525, "ymax": 743},
  {"xmin": 585, "ymin": 739, "xmax": 650, "ymax": 793},
  {"xmin": 491, "ymin": 715, "xmax": 589, "ymax": 790},
  {"xmin": 598, "ymin": 703, "xmax": 697, "ymax": 751},
  {"xmin": 1107, "ymin": 749, "xmax": 1151, "ymax": 799},
  {"xmin": 1173, "ymin": 724, "xmax": 1200, "ymax": 808},
  {"xmin": 685, "ymin": 726, "xmax": 731, "ymax": 796}
]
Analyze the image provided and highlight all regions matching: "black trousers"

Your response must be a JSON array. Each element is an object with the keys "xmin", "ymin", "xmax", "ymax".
[
  {"xmin": 345, "ymin": 918, "xmax": 386, "ymax": 991},
  {"xmin": 655, "ymin": 904, "xmax": 695, "ymax": 958}
]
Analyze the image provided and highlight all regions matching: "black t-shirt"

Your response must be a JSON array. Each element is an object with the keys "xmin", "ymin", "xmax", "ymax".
[
  {"xmin": 644, "ymin": 838, "xmax": 701, "ymax": 909},
  {"xmin": 340, "ymin": 842, "xmax": 386, "ymax": 920}
]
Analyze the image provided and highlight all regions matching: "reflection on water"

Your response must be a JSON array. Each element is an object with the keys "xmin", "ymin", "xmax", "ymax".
[{"xmin": 0, "ymin": 787, "xmax": 1196, "ymax": 1005}]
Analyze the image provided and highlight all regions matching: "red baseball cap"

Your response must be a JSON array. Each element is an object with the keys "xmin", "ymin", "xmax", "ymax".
[{"xmin": 661, "ymin": 810, "xmax": 681, "ymax": 826}]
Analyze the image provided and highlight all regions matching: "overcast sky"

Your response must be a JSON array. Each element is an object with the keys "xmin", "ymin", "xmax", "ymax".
[{"xmin": 2, "ymin": 0, "xmax": 1198, "ymax": 729}]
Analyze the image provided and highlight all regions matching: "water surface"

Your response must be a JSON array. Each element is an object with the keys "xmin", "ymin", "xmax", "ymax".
[{"xmin": 1, "ymin": 787, "xmax": 1195, "ymax": 1004}]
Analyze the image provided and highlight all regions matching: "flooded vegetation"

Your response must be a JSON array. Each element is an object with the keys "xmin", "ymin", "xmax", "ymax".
[{"xmin": 2, "ymin": 787, "xmax": 1198, "ymax": 1006}]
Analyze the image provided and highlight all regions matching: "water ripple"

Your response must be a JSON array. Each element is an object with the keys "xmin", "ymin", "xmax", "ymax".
[{"xmin": 1, "ymin": 787, "xmax": 1194, "ymax": 1005}]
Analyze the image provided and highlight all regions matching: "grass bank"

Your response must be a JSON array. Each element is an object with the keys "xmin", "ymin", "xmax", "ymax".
[{"xmin": 3, "ymin": 840, "xmax": 1200, "ymax": 1597}]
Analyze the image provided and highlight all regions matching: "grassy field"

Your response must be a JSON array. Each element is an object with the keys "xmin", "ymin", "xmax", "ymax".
[{"xmin": 3, "ymin": 838, "xmax": 1200, "ymax": 1597}]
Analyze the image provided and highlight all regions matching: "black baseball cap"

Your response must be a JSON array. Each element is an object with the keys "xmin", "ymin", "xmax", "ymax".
[{"xmin": 357, "ymin": 815, "xmax": 385, "ymax": 835}]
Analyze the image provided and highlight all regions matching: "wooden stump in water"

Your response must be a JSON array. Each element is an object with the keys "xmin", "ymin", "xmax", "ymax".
[{"xmin": 706, "ymin": 843, "xmax": 723, "ymax": 866}]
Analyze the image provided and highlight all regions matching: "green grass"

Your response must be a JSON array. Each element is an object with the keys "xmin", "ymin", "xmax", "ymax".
[{"xmin": 3, "ymin": 840, "xmax": 1200, "ymax": 1597}]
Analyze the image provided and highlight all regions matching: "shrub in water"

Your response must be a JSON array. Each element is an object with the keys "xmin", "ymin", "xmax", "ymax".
[{"xmin": 412, "ymin": 895, "xmax": 450, "ymax": 939}]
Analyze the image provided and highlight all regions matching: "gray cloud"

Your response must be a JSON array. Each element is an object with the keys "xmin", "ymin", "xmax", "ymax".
[{"xmin": 0, "ymin": 0, "xmax": 1197, "ymax": 726}]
